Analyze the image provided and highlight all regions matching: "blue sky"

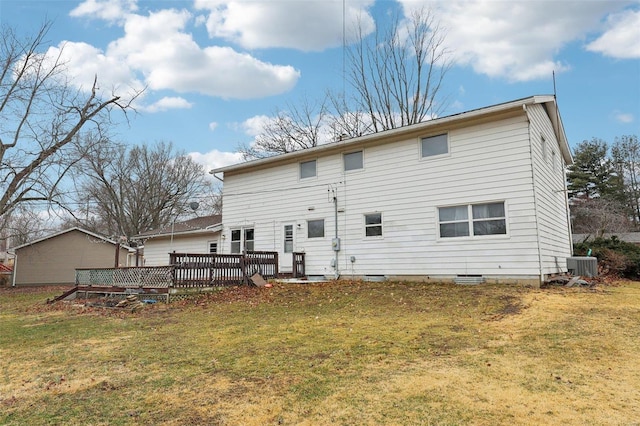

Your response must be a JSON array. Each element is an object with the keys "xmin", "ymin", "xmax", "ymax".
[{"xmin": 2, "ymin": 0, "xmax": 639, "ymax": 172}]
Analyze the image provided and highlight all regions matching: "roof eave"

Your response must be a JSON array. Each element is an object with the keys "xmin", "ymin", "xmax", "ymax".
[{"xmin": 212, "ymin": 95, "xmax": 556, "ymax": 175}]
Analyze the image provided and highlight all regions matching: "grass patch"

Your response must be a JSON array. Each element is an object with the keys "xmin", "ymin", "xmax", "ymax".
[{"xmin": 1, "ymin": 281, "xmax": 639, "ymax": 425}]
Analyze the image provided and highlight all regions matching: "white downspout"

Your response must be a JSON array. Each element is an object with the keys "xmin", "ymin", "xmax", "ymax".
[{"xmin": 11, "ymin": 252, "xmax": 17, "ymax": 287}]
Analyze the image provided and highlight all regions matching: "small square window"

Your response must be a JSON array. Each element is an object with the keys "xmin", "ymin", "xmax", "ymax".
[
  {"xmin": 300, "ymin": 160, "xmax": 316, "ymax": 179},
  {"xmin": 307, "ymin": 219, "xmax": 325, "ymax": 238},
  {"xmin": 365, "ymin": 213, "xmax": 382, "ymax": 237},
  {"xmin": 209, "ymin": 242, "xmax": 218, "ymax": 253},
  {"xmin": 344, "ymin": 151, "xmax": 363, "ymax": 171},
  {"xmin": 421, "ymin": 134, "xmax": 448, "ymax": 158}
]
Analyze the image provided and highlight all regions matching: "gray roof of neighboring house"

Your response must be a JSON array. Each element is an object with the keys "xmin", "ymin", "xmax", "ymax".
[
  {"xmin": 134, "ymin": 214, "xmax": 222, "ymax": 239},
  {"xmin": 11, "ymin": 227, "xmax": 135, "ymax": 251},
  {"xmin": 573, "ymin": 233, "xmax": 640, "ymax": 244}
]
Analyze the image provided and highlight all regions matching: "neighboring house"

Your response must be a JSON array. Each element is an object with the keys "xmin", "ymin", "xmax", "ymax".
[
  {"xmin": 11, "ymin": 228, "xmax": 134, "ymax": 286},
  {"xmin": 573, "ymin": 233, "xmax": 640, "ymax": 245},
  {"xmin": 212, "ymin": 95, "xmax": 573, "ymax": 285},
  {"xmin": 133, "ymin": 214, "xmax": 222, "ymax": 266}
]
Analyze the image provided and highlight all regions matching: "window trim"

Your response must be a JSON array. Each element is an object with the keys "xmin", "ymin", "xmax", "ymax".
[
  {"xmin": 307, "ymin": 219, "xmax": 325, "ymax": 239},
  {"xmin": 299, "ymin": 159, "xmax": 317, "ymax": 180},
  {"xmin": 437, "ymin": 201, "xmax": 508, "ymax": 240},
  {"xmin": 364, "ymin": 212, "xmax": 383, "ymax": 238},
  {"xmin": 420, "ymin": 133, "xmax": 450, "ymax": 160},
  {"xmin": 343, "ymin": 150, "xmax": 364, "ymax": 172}
]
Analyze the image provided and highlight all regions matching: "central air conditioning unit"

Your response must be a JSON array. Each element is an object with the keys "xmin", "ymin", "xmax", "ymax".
[{"xmin": 566, "ymin": 256, "xmax": 598, "ymax": 277}]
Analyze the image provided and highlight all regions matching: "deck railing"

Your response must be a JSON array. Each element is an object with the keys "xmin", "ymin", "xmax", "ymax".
[
  {"xmin": 76, "ymin": 266, "xmax": 173, "ymax": 288},
  {"xmin": 76, "ymin": 250, "xmax": 301, "ymax": 290}
]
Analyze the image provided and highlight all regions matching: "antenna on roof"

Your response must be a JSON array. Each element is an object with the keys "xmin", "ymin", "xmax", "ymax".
[{"xmin": 552, "ymin": 70, "xmax": 557, "ymax": 100}]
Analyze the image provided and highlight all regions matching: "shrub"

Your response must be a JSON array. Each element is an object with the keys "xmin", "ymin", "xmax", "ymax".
[{"xmin": 574, "ymin": 236, "xmax": 640, "ymax": 278}]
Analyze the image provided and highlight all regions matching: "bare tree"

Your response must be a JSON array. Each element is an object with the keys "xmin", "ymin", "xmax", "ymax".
[
  {"xmin": 612, "ymin": 135, "xmax": 640, "ymax": 225},
  {"xmin": 344, "ymin": 7, "xmax": 452, "ymax": 133},
  {"xmin": 571, "ymin": 197, "xmax": 633, "ymax": 237},
  {"xmin": 72, "ymin": 140, "xmax": 214, "ymax": 239},
  {"xmin": 238, "ymin": 96, "xmax": 329, "ymax": 160},
  {"xmin": 1, "ymin": 205, "xmax": 52, "ymax": 247},
  {"xmin": 0, "ymin": 22, "xmax": 141, "ymax": 229},
  {"xmin": 239, "ymin": 7, "xmax": 451, "ymax": 159}
]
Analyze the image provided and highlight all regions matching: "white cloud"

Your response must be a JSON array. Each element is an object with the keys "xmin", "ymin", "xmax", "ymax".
[
  {"xmin": 396, "ymin": 0, "xmax": 627, "ymax": 82},
  {"xmin": 70, "ymin": 0, "xmax": 138, "ymax": 22},
  {"xmin": 241, "ymin": 115, "xmax": 271, "ymax": 137},
  {"xmin": 142, "ymin": 97, "xmax": 193, "ymax": 113},
  {"xmin": 105, "ymin": 8, "xmax": 300, "ymax": 99},
  {"xmin": 194, "ymin": 0, "xmax": 376, "ymax": 51},
  {"xmin": 42, "ymin": 41, "xmax": 144, "ymax": 101},
  {"xmin": 208, "ymin": 122, "xmax": 219, "ymax": 131},
  {"xmin": 189, "ymin": 150, "xmax": 244, "ymax": 172},
  {"xmin": 587, "ymin": 9, "xmax": 640, "ymax": 59},
  {"xmin": 614, "ymin": 111, "xmax": 635, "ymax": 123}
]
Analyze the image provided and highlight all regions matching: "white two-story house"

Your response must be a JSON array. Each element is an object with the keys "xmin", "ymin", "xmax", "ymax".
[{"xmin": 212, "ymin": 95, "xmax": 573, "ymax": 285}]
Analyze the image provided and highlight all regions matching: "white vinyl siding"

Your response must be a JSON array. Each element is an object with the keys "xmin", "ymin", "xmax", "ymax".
[
  {"xmin": 143, "ymin": 233, "xmax": 221, "ymax": 266},
  {"xmin": 219, "ymin": 103, "xmax": 570, "ymax": 281},
  {"xmin": 526, "ymin": 104, "xmax": 572, "ymax": 277}
]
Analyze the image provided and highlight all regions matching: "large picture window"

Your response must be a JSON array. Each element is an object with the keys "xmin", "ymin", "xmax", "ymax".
[
  {"xmin": 439, "ymin": 202, "xmax": 506, "ymax": 238},
  {"xmin": 421, "ymin": 134, "xmax": 448, "ymax": 158}
]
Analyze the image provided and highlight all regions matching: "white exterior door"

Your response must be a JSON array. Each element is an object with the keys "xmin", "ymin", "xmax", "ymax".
[{"xmin": 280, "ymin": 223, "xmax": 294, "ymax": 272}]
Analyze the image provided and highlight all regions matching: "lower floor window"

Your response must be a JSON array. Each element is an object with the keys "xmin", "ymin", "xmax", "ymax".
[
  {"xmin": 439, "ymin": 202, "xmax": 506, "ymax": 238},
  {"xmin": 307, "ymin": 219, "xmax": 324, "ymax": 238},
  {"xmin": 231, "ymin": 227, "xmax": 254, "ymax": 253},
  {"xmin": 364, "ymin": 213, "xmax": 382, "ymax": 237},
  {"xmin": 209, "ymin": 242, "xmax": 218, "ymax": 253}
]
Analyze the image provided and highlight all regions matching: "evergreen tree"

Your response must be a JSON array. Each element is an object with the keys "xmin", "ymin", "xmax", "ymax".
[{"xmin": 567, "ymin": 138, "xmax": 621, "ymax": 200}]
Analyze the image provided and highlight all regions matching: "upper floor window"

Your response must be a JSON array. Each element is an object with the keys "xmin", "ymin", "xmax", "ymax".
[
  {"xmin": 300, "ymin": 160, "xmax": 316, "ymax": 179},
  {"xmin": 439, "ymin": 202, "xmax": 506, "ymax": 238},
  {"xmin": 344, "ymin": 150, "xmax": 363, "ymax": 171},
  {"xmin": 421, "ymin": 134, "xmax": 448, "ymax": 158},
  {"xmin": 364, "ymin": 213, "xmax": 383, "ymax": 237},
  {"xmin": 541, "ymin": 135, "xmax": 547, "ymax": 162}
]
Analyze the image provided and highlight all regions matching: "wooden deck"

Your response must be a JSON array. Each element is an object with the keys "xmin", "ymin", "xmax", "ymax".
[{"xmin": 75, "ymin": 251, "xmax": 306, "ymax": 302}]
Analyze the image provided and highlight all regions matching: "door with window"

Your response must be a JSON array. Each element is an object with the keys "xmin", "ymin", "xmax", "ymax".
[{"xmin": 280, "ymin": 223, "xmax": 294, "ymax": 272}]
